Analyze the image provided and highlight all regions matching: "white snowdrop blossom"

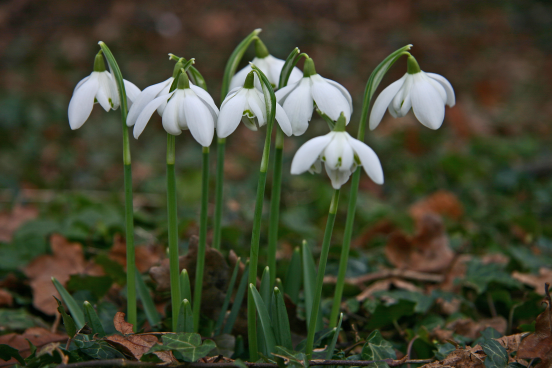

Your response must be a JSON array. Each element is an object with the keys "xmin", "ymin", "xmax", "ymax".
[
  {"xmin": 369, "ymin": 56, "xmax": 455, "ymax": 130},
  {"xmin": 291, "ymin": 116, "xmax": 383, "ymax": 189},
  {"xmin": 217, "ymin": 72, "xmax": 293, "ymax": 138},
  {"xmin": 275, "ymin": 58, "xmax": 352, "ymax": 136},
  {"xmin": 68, "ymin": 53, "xmax": 140, "ymax": 130},
  {"xmin": 133, "ymin": 73, "xmax": 219, "ymax": 147}
]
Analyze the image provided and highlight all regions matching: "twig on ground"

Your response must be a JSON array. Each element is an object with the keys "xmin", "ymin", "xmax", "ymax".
[{"xmin": 323, "ymin": 268, "xmax": 444, "ymax": 286}]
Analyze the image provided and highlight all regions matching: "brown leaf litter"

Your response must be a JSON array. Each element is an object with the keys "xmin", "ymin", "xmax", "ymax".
[
  {"xmin": 0, "ymin": 204, "xmax": 38, "ymax": 243},
  {"xmin": 0, "ymin": 327, "xmax": 67, "ymax": 366}
]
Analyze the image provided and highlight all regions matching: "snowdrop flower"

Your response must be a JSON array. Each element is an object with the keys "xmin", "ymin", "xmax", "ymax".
[
  {"xmin": 68, "ymin": 52, "xmax": 140, "ymax": 130},
  {"xmin": 217, "ymin": 71, "xmax": 293, "ymax": 138},
  {"xmin": 133, "ymin": 72, "xmax": 218, "ymax": 147},
  {"xmin": 291, "ymin": 113, "xmax": 383, "ymax": 189},
  {"xmin": 275, "ymin": 58, "xmax": 352, "ymax": 136},
  {"xmin": 369, "ymin": 55, "xmax": 455, "ymax": 130},
  {"xmin": 229, "ymin": 38, "xmax": 302, "ymax": 91}
]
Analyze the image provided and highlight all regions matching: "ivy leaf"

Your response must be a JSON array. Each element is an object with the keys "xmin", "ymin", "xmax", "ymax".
[
  {"xmin": 73, "ymin": 334, "xmax": 124, "ymax": 360},
  {"xmin": 366, "ymin": 300, "xmax": 416, "ymax": 330},
  {"xmin": 461, "ymin": 259, "xmax": 520, "ymax": 294},
  {"xmin": 433, "ymin": 342, "xmax": 456, "ymax": 360},
  {"xmin": 147, "ymin": 333, "xmax": 216, "ymax": 363},
  {"xmin": 361, "ymin": 331, "xmax": 396, "ymax": 368},
  {"xmin": 0, "ymin": 344, "xmax": 25, "ymax": 365},
  {"xmin": 480, "ymin": 338, "xmax": 508, "ymax": 368}
]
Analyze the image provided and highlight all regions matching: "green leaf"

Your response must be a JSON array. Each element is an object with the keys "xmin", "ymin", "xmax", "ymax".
[
  {"xmin": 83, "ymin": 301, "xmax": 105, "ymax": 337},
  {"xmin": 94, "ymin": 254, "xmax": 126, "ymax": 286},
  {"xmin": 295, "ymin": 328, "xmax": 334, "ymax": 352},
  {"xmin": 326, "ymin": 313, "xmax": 343, "ymax": 360},
  {"xmin": 273, "ymin": 346, "xmax": 307, "ymax": 368},
  {"xmin": 135, "ymin": 269, "xmax": 161, "ymax": 328},
  {"xmin": 272, "ymin": 287, "xmax": 293, "ymax": 350},
  {"xmin": 221, "ymin": 29, "xmax": 262, "ymax": 97},
  {"xmin": 277, "ymin": 47, "xmax": 300, "ymax": 89},
  {"xmin": 214, "ymin": 258, "xmax": 241, "ymax": 336},
  {"xmin": 66, "ymin": 275, "xmax": 113, "ymax": 300},
  {"xmin": 250, "ymin": 284, "xmax": 277, "ymax": 356},
  {"xmin": 462, "ymin": 259, "xmax": 521, "ymax": 294},
  {"xmin": 180, "ymin": 269, "xmax": 192, "ymax": 303},
  {"xmin": 148, "ymin": 333, "xmax": 216, "ymax": 362},
  {"xmin": 373, "ymin": 290, "xmax": 434, "ymax": 313},
  {"xmin": 223, "ymin": 262, "xmax": 249, "ymax": 335},
  {"xmin": 176, "ymin": 299, "xmax": 194, "ymax": 333},
  {"xmin": 480, "ymin": 339, "xmax": 508, "ymax": 368},
  {"xmin": 188, "ymin": 66, "xmax": 207, "ymax": 91},
  {"xmin": 55, "ymin": 297, "xmax": 77, "ymax": 337},
  {"xmin": 0, "ymin": 308, "xmax": 48, "ymax": 331},
  {"xmin": 365, "ymin": 300, "xmax": 416, "ymax": 330},
  {"xmin": 52, "ymin": 277, "xmax": 85, "ymax": 329},
  {"xmin": 0, "ymin": 344, "xmax": 25, "ymax": 365},
  {"xmin": 301, "ymin": 241, "xmax": 323, "ymax": 332},
  {"xmin": 260, "ymin": 266, "xmax": 272, "ymax": 306},
  {"xmin": 361, "ymin": 330, "xmax": 396, "ymax": 368},
  {"xmin": 433, "ymin": 342, "xmax": 456, "ymax": 360},
  {"xmin": 284, "ymin": 247, "xmax": 302, "ymax": 304},
  {"xmin": 98, "ymin": 42, "xmax": 129, "ymax": 117},
  {"xmin": 74, "ymin": 334, "xmax": 124, "ymax": 360}
]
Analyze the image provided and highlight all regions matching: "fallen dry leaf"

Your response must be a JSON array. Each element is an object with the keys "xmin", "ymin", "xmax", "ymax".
[
  {"xmin": 422, "ymin": 345, "xmax": 486, "ymax": 368},
  {"xmin": 0, "ymin": 204, "xmax": 38, "ymax": 243},
  {"xmin": 385, "ymin": 213, "xmax": 455, "ymax": 273},
  {"xmin": 23, "ymin": 234, "xmax": 103, "ymax": 315},
  {"xmin": 352, "ymin": 219, "xmax": 396, "ymax": 248},
  {"xmin": 517, "ymin": 287, "xmax": 552, "ymax": 367},
  {"xmin": 0, "ymin": 327, "xmax": 67, "ymax": 365},
  {"xmin": 512, "ymin": 268, "xmax": 552, "ymax": 295},
  {"xmin": 356, "ymin": 278, "xmax": 421, "ymax": 302},
  {"xmin": 113, "ymin": 312, "xmax": 134, "ymax": 335},
  {"xmin": 104, "ymin": 334, "xmax": 158, "ymax": 360},
  {"xmin": 409, "ymin": 190, "xmax": 464, "ymax": 222},
  {"xmin": 446, "ymin": 317, "xmax": 507, "ymax": 340},
  {"xmin": 0, "ymin": 288, "xmax": 13, "ymax": 306},
  {"xmin": 108, "ymin": 234, "xmax": 162, "ymax": 273}
]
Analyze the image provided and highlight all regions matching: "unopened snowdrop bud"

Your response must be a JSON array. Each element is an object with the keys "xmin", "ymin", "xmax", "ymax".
[
  {"xmin": 291, "ymin": 113, "xmax": 383, "ymax": 189},
  {"xmin": 68, "ymin": 51, "xmax": 140, "ymax": 130},
  {"xmin": 133, "ymin": 71, "xmax": 219, "ymax": 147},
  {"xmin": 229, "ymin": 38, "xmax": 303, "ymax": 91},
  {"xmin": 275, "ymin": 58, "xmax": 353, "ymax": 136},
  {"xmin": 369, "ymin": 55, "xmax": 455, "ymax": 131},
  {"xmin": 217, "ymin": 71, "xmax": 292, "ymax": 138}
]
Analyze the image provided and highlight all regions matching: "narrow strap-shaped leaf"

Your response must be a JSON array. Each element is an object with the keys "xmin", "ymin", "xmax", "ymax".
[
  {"xmin": 222, "ymin": 262, "xmax": 250, "ymax": 335},
  {"xmin": 271, "ymin": 287, "xmax": 292, "ymax": 350},
  {"xmin": 359, "ymin": 44, "xmax": 412, "ymax": 140},
  {"xmin": 180, "ymin": 269, "xmax": 192, "ymax": 304},
  {"xmin": 188, "ymin": 66, "xmax": 207, "ymax": 91},
  {"xmin": 54, "ymin": 296, "xmax": 76, "ymax": 338},
  {"xmin": 83, "ymin": 301, "xmax": 106, "ymax": 338},
  {"xmin": 260, "ymin": 266, "xmax": 271, "ymax": 306},
  {"xmin": 326, "ymin": 313, "xmax": 343, "ymax": 360},
  {"xmin": 221, "ymin": 29, "xmax": 262, "ymax": 97},
  {"xmin": 301, "ymin": 241, "xmax": 323, "ymax": 332},
  {"xmin": 214, "ymin": 258, "xmax": 241, "ymax": 336},
  {"xmin": 52, "ymin": 277, "xmax": 85, "ymax": 329},
  {"xmin": 284, "ymin": 247, "xmax": 302, "ymax": 304},
  {"xmin": 277, "ymin": 47, "xmax": 300, "ymax": 89},
  {"xmin": 135, "ymin": 269, "xmax": 161, "ymax": 328},
  {"xmin": 177, "ymin": 299, "xmax": 194, "ymax": 333},
  {"xmin": 249, "ymin": 284, "xmax": 277, "ymax": 356}
]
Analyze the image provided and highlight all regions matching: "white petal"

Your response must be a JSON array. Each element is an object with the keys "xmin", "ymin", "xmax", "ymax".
[
  {"xmin": 73, "ymin": 76, "xmax": 90, "ymax": 93},
  {"xmin": 124, "ymin": 79, "xmax": 141, "ymax": 103},
  {"xmin": 290, "ymin": 133, "xmax": 333, "ymax": 174},
  {"xmin": 282, "ymin": 78, "xmax": 313, "ymax": 136},
  {"xmin": 322, "ymin": 134, "xmax": 343, "ymax": 169},
  {"xmin": 217, "ymin": 90, "xmax": 247, "ymax": 138},
  {"xmin": 241, "ymin": 116, "xmax": 258, "ymax": 131},
  {"xmin": 220, "ymin": 87, "xmax": 243, "ymax": 109},
  {"xmin": 229, "ymin": 64, "xmax": 253, "ymax": 91},
  {"xmin": 247, "ymin": 90, "xmax": 265, "ymax": 127},
  {"xmin": 133, "ymin": 92, "xmax": 174, "ymax": 139},
  {"xmin": 426, "ymin": 72, "xmax": 455, "ymax": 107},
  {"xmin": 324, "ymin": 165, "xmax": 351, "ymax": 189},
  {"xmin": 162, "ymin": 91, "xmax": 183, "ymax": 136},
  {"xmin": 275, "ymin": 79, "xmax": 300, "ymax": 103},
  {"xmin": 190, "ymin": 84, "xmax": 219, "ymax": 122},
  {"xmin": 369, "ymin": 74, "xmax": 407, "ymax": 130},
  {"xmin": 311, "ymin": 74, "xmax": 351, "ymax": 122},
  {"xmin": 95, "ymin": 72, "xmax": 113, "ymax": 111},
  {"xmin": 346, "ymin": 134, "xmax": 384, "ymax": 185},
  {"xmin": 411, "ymin": 73, "xmax": 446, "ymax": 130},
  {"xmin": 183, "ymin": 90, "xmax": 215, "ymax": 146},
  {"xmin": 266, "ymin": 56, "xmax": 286, "ymax": 86},
  {"xmin": 156, "ymin": 83, "xmax": 172, "ymax": 115},
  {"xmin": 324, "ymin": 78, "xmax": 353, "ymax": 116},
  {"xmin": 275, "ymin": 103, "xmax": 293, "ymax": 136},
  {"xmin": 288, "ymin": 66, "xmax": 303, "ymax": 85},
  {"xmin": 68, "ymin": 77, "xmax": 99, "ymax": 130},
  {"xmin": 127, "ymin": 78, "xmax": 172, "ymax": 127}
]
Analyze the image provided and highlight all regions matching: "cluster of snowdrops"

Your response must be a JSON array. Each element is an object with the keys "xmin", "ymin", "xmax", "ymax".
[{"xmin": 66, "ymin": 29, "xmax": 455, "ymax": 362}]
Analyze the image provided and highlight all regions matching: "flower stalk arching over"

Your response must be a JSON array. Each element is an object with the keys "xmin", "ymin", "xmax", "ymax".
[
  {"xmin": 68, "ymin": 51, "xmax": 140, "ymax": 130},
  {"xmin": 275, "ymin": 58, "xmax": 353, "ymax": 136},
  {"xmin": 229, "ymin": 38, "xmax": 303, "ymax": 91},
  {"xmin": 217, "ymin": 71, "xmax": 293, "ymax": 138},
  {"xmin": 132, "ymin": 71, "xmax": 219, "ymax": 147},
  {"xmin": 369, "ymin": 55, "xmax": 455, "ymax": 130},
  {"xmin": 291, "ymin": 113, "xmax": 384, "ymax": 189}
]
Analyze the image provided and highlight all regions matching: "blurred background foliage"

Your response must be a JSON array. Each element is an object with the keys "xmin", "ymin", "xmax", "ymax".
[{"xmin": 0, "ymin": 0, "xmax": 550, "ymax": 288}]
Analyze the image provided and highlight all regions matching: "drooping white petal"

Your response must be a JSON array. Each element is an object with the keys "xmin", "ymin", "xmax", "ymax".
[
  {"xmin": 282, "ymin": 78, "xmax": 313, "ymax": 136},
  {"xmin": 411, "ymin": 73, "xmax": 446, "ymax": 130},
  {"xmin": 323, "ymin": 134, "xmax": 344, "ymax": 169},
  {"xmin": 425, "ymin": 75, "xmax": 447, "ymax": 104},
  {"xmin": 275, "ymin": 79, "xmax": 300, "ymax": 103},
  {"xmin": 95, "ymin": 72, "xmax": 113, "ymax": 111},
  {"xmin": 229, "ymin": 64, "xmax": 254, "ymax": 91},
  {"xmin": 162, "ymin": 91, "xmax": 183, "ymax": 136},
  {"xmin": 106, "ymin": 73, "xmax": 121, "ymax": 110},
  {"xmin": 369, "ymin": 74, "xmax": 407, "ymax": 130},
  {"xmin": 124, "ymin": 79, "xmax": 141, "ymax": 106},
  {"xmin": 68, "ymin": 77, "xmax": 99, "ymax": 130},
  {"xmin": 220, "ymin": 87, "xmax": 242, "ymax": 109},
  {"xmin": 133, "ymin": 92, "xmax": 174, "ymax": 139},
  {"xmin": 311, "ymin": 74, "xmax": 351, "ymax": 122},
  {"xmin": 247, "ymin": 90, "xmax": 266, "ymax": 127},
  {"xmin": 182, "ymin": 90, "xmax": 215, "ymax": 146},
  {"xmin": 275, "ymin": 103, "xmax": 293, "ymax": 136},
  {"xmin": 156, "ymin": 83, "xmax": 173, "ymax": 115},
  {"xmin": 291, "ymin": 133, "xmax": 334, "ymax": 174},
  {"xmin": 73, "ymin": 76, "xmax": 90, "ymax": 93},
  {"xmin": 345, "ymin": 134, "xmax": 384, "ymax": 185},
  {"xmin": 127, "ymin": 78, "xmax": 172, "ymax": 127},
  {"xmin": 426, "ymin": 72, "xmax": 455, "ymax": 107},
  {"xmin": 190, "ymin": 84, "xmax": 219, "ymax": 121},
  {"xmin": 325, "ymin": 164, "xmax": 351, "ymax": 189},
  {"xmin": 217, "ymin": 89, "xmax": 247, "ymax": 138},
  {"xmin": 323, "ymin": 78, "xmax": 353, "ymax": 115},
  {"xmin": 308, "ymin": 159, "xmax": 322, "ymax": 174}
]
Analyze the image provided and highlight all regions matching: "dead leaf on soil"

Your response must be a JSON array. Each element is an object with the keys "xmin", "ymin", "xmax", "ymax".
[
  {"xmin": 0, "ymin": 327, "xmax": 67, "ymax": 365},
  {"xmin": 23, "ymin": 234, "xmax": 103, "ymax": 315},
  {"xmin": 447, "ymin": 317, "xmax": 507, "ymax": 340},
  {"xmin": 512, "ymin": 268, "xmax": 552, "ymax": 295},
  {"xmin": 108, "ymin": 234, "xmax": 162, "ymax": 273},
  {"xmin": 113, "ymin": 312, "xmax": 134, "ymax": 335},
  {"xmin": 385, "ymin": 213, "xmax": 455, "ymax": 273},
  {"xmin": 409, "ymin": 190, "xmax": 464, "ymax": 222},
  {"xmin": 0, "ymin": 204, "xmax": 39, "ymax": 243},
  {"xmin": 422, "ymin": 345, "xmax": 486, "ymax": 368},
  {"xmin": 356, "ymin": 278, "xmax": 421, "ymax": 302},
  {"xmin": 0, "ymin": 288, "xmax": 13, "ymax": 306}
]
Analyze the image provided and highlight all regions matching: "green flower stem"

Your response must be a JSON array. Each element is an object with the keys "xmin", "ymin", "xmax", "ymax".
[
  {"xmin": 98, "ymin": 41, "xmax": 136, "ymax": 329},
  {"xmin": 305, "ymin": 189, "xmax": 340, "ymax": 361},
  {"xmin": 166, "ymin": 134, "xmax": 180, "ymax": 332},
  {"xmin": 193, "ymin": 146, "xmax": 210, "ymax": 332},
  {"xmin": 267, "ymin": 127, "xmax": 284, "ymax": 286},
  {"xmin": 212, "ymin": 138, "xmax": 225, "ymax": 250}
]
